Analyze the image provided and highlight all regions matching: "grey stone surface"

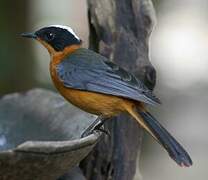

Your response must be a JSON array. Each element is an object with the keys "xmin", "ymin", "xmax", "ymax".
[{"xmin": 0, "ymin": 88, "xmax": 100, "ymax": 180}]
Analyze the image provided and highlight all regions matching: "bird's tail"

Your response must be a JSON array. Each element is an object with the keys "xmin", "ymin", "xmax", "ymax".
[{"xmin": 125, "ymin": 104, "xmax": 192, "ymax": 167}]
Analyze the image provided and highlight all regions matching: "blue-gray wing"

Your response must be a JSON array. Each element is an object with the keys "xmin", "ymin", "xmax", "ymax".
[{"xmin": 56, "ymin": 50, "xmax": 161, "ymax": 105}]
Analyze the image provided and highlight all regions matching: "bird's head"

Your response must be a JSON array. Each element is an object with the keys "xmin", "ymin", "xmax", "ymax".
[{"xmin": 21, "ymin": 25, "xmax": 82, "ymax": 56}]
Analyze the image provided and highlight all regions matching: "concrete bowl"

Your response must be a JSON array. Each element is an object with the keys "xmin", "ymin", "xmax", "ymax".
[{"xmin": 0, "ymin": 88, "xmax": 99, "ymax": 180}]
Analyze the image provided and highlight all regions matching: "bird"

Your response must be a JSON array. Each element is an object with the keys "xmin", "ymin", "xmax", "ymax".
[{"xmin": 21, "ymin": 25, "xmax": 192, "ymax": 167}]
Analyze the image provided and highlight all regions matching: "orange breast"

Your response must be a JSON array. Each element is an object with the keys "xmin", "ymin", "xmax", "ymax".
[
  {"xmin": 56, "ymin": 86, "xmax": 127, "ymax": 116},
  {"xmin": 50, "ymin": 55, "xmax": 128, "ymax": 117}
]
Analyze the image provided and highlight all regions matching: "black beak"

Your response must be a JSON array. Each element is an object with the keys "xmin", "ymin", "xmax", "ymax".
[{"xmin": 21, "ymin": 32, "xmax": 37, "ymax": 39}]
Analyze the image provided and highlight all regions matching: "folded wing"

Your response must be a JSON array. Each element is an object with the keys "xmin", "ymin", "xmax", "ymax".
[{"xmin": 56, "ymin": 49, "xmax": 161, "ymax": 106}]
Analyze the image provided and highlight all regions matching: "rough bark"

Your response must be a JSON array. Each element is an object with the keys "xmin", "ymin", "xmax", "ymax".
[{"xmin": 80, "ymin": 0, "xmax": 156, "ymax": 179}]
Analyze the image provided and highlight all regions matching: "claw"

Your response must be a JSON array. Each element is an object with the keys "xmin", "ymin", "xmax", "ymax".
[
  {"xmin": 81, "ymin": 116, "xmax": 110, "ymax": 138},
  {"xmin": 94, "ymin": 126, "xmax": 111, "ymax": 137}
]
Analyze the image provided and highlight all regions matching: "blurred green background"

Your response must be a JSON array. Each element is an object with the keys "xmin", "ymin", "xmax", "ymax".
[{"xmin": 1, "ymin": 0, "xmax": 208, "ymax": 179}]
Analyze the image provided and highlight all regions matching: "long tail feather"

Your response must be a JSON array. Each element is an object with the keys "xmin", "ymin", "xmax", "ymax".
[
  {"xmin": 139, "ymin": 111, "xmax": 192, "ymax": 167},
  {"xmin": 125, "ymin": 104, "xmax": 192, "ymax": 167}
]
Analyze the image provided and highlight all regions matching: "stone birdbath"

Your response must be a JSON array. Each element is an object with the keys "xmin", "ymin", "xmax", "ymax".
[{"xmin": 0, "ymin": 88, "xmax": 100, "ymax": 180}]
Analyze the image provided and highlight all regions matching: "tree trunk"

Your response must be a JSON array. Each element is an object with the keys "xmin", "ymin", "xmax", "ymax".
[{"xmin": 80, "ymin": 0, "xmax": 156, "ymax": 179}]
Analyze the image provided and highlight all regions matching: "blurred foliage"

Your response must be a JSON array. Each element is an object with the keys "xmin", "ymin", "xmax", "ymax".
[{"xmin": 0, "ymin": 0, "xmax": 37, "ymax": 95}]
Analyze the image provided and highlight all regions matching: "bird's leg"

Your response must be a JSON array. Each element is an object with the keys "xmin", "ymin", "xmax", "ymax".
[
  {"xmin": 81, "ymin": 115, "xmax": 110, "ymax": 138},
  {"xmin": 94, "ymin": 118, "xmax": 110, "ymax": 136}
]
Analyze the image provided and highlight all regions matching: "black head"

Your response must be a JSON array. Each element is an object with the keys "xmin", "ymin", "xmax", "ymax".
[{"xmin": 22, "ymin": 25, "xmax": 82, "ymax": 52}]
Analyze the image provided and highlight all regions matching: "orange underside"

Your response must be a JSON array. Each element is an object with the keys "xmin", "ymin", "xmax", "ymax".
[
  {"xmin": 47, "ymin": 45, "xmax": 138, "ymax": 117},
  {"xmin": 46, "ymin": 43, "xmax": 154, "ymax": 139},
  {"xmin": 57, "ymin": 85, "xmax": 132, "ymax": 116},
  {"xmin": 50, "ymin": 63, "xmax": 134, "ymax": 116},
  {"xmin": 42, "ymin": 42, "xmax": 144, "ymax": 119}
]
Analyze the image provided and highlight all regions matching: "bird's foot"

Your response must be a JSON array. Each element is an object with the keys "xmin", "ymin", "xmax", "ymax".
[
  {"xmin": 94, "ymin": 125, "xmax": 110, "ymax": 137},
  {"xmin": 81, "ymin": 116, "xmax": 110, "ymax": 138}
]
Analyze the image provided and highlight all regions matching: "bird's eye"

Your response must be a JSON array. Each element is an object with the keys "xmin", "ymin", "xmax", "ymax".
[{"xmin": 46, "ymin": 32, "xmax": 55, "ymax": 41}]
